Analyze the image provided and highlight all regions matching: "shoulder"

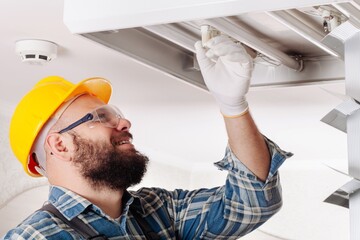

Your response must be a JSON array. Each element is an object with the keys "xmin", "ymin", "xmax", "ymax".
[
  {"xmin": 3, "ymin": 209, "xmax": 77, "ymax": 239},
  {"xmin": 130, "ymin": 187, "xmax": 223, "ymax": 207},
  {"xmin": 130, "ymin": 187, "xmax": 173, "ymax": 203},
  {"xmin": 130, "ymin": 187, "xmax": 198, "ymax": 202}
]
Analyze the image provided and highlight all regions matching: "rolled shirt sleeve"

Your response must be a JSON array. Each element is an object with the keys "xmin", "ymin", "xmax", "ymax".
[{"xmin": 215, "ymin": 135, "xmax": 293, "ymax": 186}]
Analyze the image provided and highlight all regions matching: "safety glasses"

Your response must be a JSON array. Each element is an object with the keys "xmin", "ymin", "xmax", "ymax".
[{"xmin": 58, "ymin": 105, "xmax": 124, "ymax": 134}]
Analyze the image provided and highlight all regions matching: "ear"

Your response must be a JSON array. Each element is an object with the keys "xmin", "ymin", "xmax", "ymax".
[{"xmin": 46, "ymin": 133, "xmax": 72, "ymax": 161}]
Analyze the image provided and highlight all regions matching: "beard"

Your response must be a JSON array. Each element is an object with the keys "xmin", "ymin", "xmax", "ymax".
[{"xmin": 70, "ymin": 132, "xmax": 149, "ymax": 191}]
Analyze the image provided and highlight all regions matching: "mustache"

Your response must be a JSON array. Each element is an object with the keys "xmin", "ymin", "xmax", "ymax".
[
  {"xmin": 110, "ymin": 131, "xmax": 133, "ymax": 145},
  {"xmin": 113, "ymin": 131, "xmax": 132, "ymax": 140}
]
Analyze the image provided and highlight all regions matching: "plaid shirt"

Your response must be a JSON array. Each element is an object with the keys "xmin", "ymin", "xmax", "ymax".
[{"xmin": 3, "ymin": 137, "xmax": 291, "ymax": 240}]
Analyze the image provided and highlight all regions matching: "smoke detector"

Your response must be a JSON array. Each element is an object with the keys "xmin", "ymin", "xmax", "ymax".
[{"xmin": 15, "ymin": 39, "xmax": 58, "ymax": 65}]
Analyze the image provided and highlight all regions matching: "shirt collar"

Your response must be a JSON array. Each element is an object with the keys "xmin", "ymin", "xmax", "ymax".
[
  {"xmin": 123, "ymin": 190, "xmax": 145, "ymax": 214},
  {"xmin": 48, "ymin": 186, "xmax": 93, "ymax": 221},
  {"xmin": 48, "ymin": 186, "xmax": 145, "ymax": 221}
]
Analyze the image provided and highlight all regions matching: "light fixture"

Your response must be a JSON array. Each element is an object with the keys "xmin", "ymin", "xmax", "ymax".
[
  {"xmin": 143, "ymin": 24, "xmax": 198, "ymax": 52},
  {"xmin": 203, "ymin": 17, "xmax": 304, "ymax": 71},
  {"xmin": 267, "ymin": 10, "xmax": 341, "ymax": 58}
]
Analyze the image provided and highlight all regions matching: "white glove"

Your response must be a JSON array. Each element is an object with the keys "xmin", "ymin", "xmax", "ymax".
[{"xmin": 195, "ymin": 35, "xmax": 254, "ymax": 117}]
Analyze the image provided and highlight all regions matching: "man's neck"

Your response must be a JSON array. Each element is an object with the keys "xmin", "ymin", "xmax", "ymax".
[{"xmin": 82, "ymin": 186, "xmax": 124, "ymax": 219}]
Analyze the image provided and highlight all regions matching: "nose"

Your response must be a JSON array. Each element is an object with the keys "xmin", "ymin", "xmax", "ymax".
[{"xmin": 115, "ymin": 118, "xmax": 131, "ymax": 132}]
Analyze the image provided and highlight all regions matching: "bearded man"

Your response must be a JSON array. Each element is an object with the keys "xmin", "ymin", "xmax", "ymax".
[{"xmin": 3, "ymin": 36, "xmax": 291, "ymax": 239}]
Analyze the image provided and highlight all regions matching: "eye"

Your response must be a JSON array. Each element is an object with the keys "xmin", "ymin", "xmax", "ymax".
[
  {"xmin": 97, "ymin": 112, "xmax": 112, "ymax": 123},
  {"xmin": 97, "ymin": 113, "xmax": 106, "ymax": 119}
]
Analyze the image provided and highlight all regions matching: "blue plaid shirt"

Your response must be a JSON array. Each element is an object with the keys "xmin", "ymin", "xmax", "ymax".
[{"xmin": 3, "ymin": 137, "xmax": 291, "ymax": 240}]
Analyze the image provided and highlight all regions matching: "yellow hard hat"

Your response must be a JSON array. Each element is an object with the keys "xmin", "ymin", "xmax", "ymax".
[{"xmin": 9, "ymin": 76, "xmax": 112, "ymax": 177}]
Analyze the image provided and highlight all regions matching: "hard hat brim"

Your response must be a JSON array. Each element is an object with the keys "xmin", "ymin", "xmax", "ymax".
[{"xmin": 63, "ymin": 77, "xmax": 112, "ymax": 105}]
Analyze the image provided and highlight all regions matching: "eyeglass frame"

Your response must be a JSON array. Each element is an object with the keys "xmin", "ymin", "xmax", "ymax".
[{"xmin": 57, "ymin": 104, "xmax": 123, "ymax": 134}]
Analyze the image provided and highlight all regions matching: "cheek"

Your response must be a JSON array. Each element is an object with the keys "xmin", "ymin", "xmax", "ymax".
[
  {"xmin": 76, "ymin": 127, "xmax": 113, "ymax": 145},
  {"xmin": 62, "ymin": 135, "xmax": 78, "ymax": 156}
]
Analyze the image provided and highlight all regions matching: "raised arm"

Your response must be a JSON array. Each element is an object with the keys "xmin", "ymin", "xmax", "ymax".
[
  {"xmin": 223, "ymin": 112, "xmax": 270, "ymax": 181},
  {"xmin": 195, "ymin": 36, "xmax": 270, "ymax": 181}
]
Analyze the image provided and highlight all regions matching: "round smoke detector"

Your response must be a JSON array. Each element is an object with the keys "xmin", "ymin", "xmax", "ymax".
[{"xmin": 15, "ymin": 39, "xmax": 58, "ymax": 64}]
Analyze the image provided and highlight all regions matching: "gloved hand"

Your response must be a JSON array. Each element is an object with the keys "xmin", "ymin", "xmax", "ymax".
[{"xmin": 194, "ymin": 35, "xmax": 254, "ymax": 117}]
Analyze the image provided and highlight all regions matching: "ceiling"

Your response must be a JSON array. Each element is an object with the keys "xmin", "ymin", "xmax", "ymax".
[
  {"xmin": 64, "ymin": 0, "xmax": 353, "ymax": 90},
  {"xmin": 0, "ymin": 0, "xmax": 353, "ymax": 239}
]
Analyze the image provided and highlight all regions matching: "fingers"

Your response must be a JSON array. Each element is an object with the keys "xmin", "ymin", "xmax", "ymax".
[
  {"xmin": 205, "ymin": 36, "xmax": 251, "ymax": 64},
  {"xmin": 204, "ymin": 35, "xmax": 232, "ymax": 49},
  {"xmin": 194, "ymin": 41, "xmax": 215, "ymax": 71}
]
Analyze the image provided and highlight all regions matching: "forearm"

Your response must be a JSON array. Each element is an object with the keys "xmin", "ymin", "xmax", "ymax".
[{"xmin": 223, "ymin": 109, "xmax": 270, "ymax": 182}]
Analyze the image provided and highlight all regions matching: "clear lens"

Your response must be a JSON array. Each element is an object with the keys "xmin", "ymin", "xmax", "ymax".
[{"xmin": 89, "ymin": 105, "xmax": 124, "ymax": 128}]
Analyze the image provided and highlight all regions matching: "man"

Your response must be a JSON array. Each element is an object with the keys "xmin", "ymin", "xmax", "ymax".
[{"xmin": 4, "ymin": 36, "xmax": 291, "ymax": 239}]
